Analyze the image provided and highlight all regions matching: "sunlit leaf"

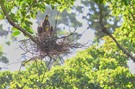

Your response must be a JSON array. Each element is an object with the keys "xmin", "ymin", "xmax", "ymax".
[
  {"xmin": 0, "ymin": 14, "xmax": 4, "ymax": 20},
  {"xmin": 12, "ymin": 30, "xmax": 21, "ymax": 36}
]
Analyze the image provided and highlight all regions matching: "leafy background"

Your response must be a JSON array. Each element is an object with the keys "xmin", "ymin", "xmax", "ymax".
[{"xmin": 0, "ymin": 0, "xmax": 135, "ymax": 88}]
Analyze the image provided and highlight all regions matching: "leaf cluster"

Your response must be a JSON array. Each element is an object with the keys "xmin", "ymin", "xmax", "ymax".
[{"xmin": 0, "ymin": 44, "xmax": 135, "ymax": 89}]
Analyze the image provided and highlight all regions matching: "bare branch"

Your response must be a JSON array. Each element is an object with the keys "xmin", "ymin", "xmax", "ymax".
[
  {"xmin": 0, "ymin": 1, "xmax": 37, "ymax": 43},
  {"xmin": 58, "ymin": 28, "xmax": 77, "ymax": 39},
  {"xmin": 54, "ymin": 12, "xmax": 59, "ymax": 36},
  {"xmin": 98, "ymin": 4, "xmax": 135, "ymax": 62}
]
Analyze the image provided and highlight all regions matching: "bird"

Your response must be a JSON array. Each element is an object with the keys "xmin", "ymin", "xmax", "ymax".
[
  {"xmin": 50, "ymin": 26, "xmax": 53, "ymax": 35},
  {"xmin": 42, "ymin": 15, "xmax": 50, "ymax": 33},
  {"xmin": 37, "ymin": 26, "xmax": 42, "ymax": 35}
]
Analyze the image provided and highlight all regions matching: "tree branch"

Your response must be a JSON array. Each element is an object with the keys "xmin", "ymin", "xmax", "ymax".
[
  {"xmin": 98, "ymin": 4, "xmax": 135, "ymax": 62},
  {"xmin": 0, "ymin": 1, "xmax": 37, "ymax": 43}
]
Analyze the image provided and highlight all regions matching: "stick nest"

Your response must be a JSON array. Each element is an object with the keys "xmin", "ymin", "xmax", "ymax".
[
  {"xmin": 20, "ymin": 30, "xmax": 80, "ymax": 60},
  {"xmin": 36, "ymin": 32, "xmax": 71, "ymax": 57}
]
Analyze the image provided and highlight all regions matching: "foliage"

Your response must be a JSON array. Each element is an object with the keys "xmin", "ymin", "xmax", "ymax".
[
  {"xmin": 82, "ymin": 0, "xmax": 121, "ymax": 39},
  {"xmin": 47, "ymin": 45, "xmax": 134, "ymax": 89},
  {"xmin": 0, "ymin": 0, "xmax": 135, "ymax": 89},
  {"xmin": 0, "ymin": 24, "xmax": 8, "ymax": 36},
  {"xmin": 0, "ymin": 61, "xmax": 47, "ymax": 89},
  {"xmin": 0, "ymin": 0, "xmax": 75, "ymax": 36},
  {"xmin": 0, "ymin": 45, "xmax": 135, "ymax": 89},
  {"xmin": 0, "ymin": 71, "xmax": 12, "ymax": 88},
  {"xmin": 0, "ymin": 44, "xmax": 8, "ymax": 64},
  {"xmin": 108, "ymin": 0, "xmax": 135, "ymax": 54}
]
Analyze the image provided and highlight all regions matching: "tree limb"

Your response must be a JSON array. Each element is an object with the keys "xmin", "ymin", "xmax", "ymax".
[
  {"xmin": 98, "ymin": 4, "xmax": 135, "ymax": 62},
  {"xmin": 0, "ymin": 1, "xmax": 37, "ymax": 43}
]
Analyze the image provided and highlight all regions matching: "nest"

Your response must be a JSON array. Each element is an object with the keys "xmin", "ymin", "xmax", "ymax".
[
  {"xmin": 19, "ymin": 30, "xmax": 79, "ymax": 61},
  {"xmin": 36, "ymin": 32, "xmax": 71, "ymax": 57}
]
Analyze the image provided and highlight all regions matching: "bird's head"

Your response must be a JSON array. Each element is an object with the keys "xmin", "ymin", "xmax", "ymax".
[{"xmin": 45, "ymin": 15, "xmax": 49, "ymax": 21}]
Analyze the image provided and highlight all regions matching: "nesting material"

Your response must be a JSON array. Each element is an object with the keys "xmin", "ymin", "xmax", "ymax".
[
  {"xmin": 20, "ymin": 30, "xmax": 77, "ymax": 60},
  {"xmin": 36, "ymin": 32, "xmax": 71, "ymax": 58}
]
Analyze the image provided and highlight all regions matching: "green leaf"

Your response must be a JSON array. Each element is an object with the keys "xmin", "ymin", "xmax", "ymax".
[
  {"xmin": 21, "ymin": 10, "xmax": 26, "ymax": 17},
  {"xmin": 123, "ymin": 0, "xmax": 129, "ymax": 6},
  {"xmin": 5, "ymin": 41, "xmax": 10, "ymax": 46},
  {"xmin": 51, "ymin": 5, "xmax": 54, "ymax": 10},
  {"xmin": 27, "ymin": 29, "xmax": 34, "ymax": 34},
  {"xmin": 12, "ymin": 30, "xmax": 21, "ymax": 36},
  {"xmin": 25, "ymin": 20, "xmax": 33, "ymax": 25},
  {"xmin": 26, "ymin": 15, "xmax": 30, "ymax": 19},
  {"xmin": 94, "ymin": 0, "xmax": 103, "ymax": 4},
  {"xmin": 94, "ymin": 0, "xmax": 99, "ymax": 3},
  {"xmin": 0, "ymin": 14, "xmax": 4, "ymax": 20},
  {"xmin": 0, "ymin": 56, "xmax": 9, "ymax": 63},
  {"xmin": 10, "ymin": 12, "xmax": 15, "ymax": 17}
]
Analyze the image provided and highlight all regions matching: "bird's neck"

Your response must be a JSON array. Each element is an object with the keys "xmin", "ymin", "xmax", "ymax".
[{"xmin": 45, "ymin": 19, "xmax": 48, "ymax": 21}]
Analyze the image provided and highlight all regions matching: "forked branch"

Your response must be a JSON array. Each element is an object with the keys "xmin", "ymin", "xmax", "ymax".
[
  {"xmin": 0, "ymin": 1, "xmax": 37, "ymax": 43},
  {"xmin": 98, "ymin": 4, "xmax": 135, "ymax": 62}
]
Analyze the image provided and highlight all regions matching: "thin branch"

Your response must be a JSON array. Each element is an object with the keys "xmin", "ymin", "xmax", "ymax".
[
  {"xmin": 58, "ymin": 28, "xmax": 77, "ymax": 39},
  {"xmin": 98, "ymin": 4, "xmax": 135, "ymax": 62},
  {"xmin": 54, "ymin": 12, "xmax": 59, "ymax": 36},
  {"xmin": 44, "ymin": 28, "xmax": 77, "ymax": 43},
  {"xmin": 0, "ymin": 1, "xmax": 37, "ymax": 43}
]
